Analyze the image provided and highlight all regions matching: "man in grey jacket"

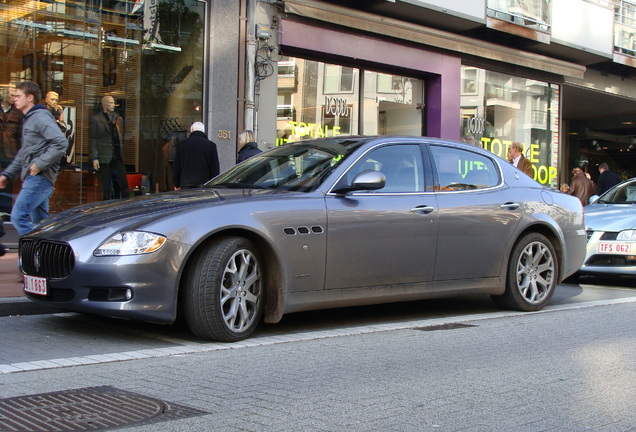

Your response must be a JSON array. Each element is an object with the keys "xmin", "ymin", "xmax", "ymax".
[{"xmin": 0, "ymin": 81, "xmax": 68, "ymax": 235}]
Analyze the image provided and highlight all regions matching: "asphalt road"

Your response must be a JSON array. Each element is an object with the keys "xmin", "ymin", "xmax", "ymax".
[{"xmin": 0, "ymin": 278, "xmax": 635, "ymax": 431}]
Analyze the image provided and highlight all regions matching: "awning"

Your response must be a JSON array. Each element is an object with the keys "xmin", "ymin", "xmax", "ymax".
[{"xmin": 283, "ymin": 0, "xmax": 586, "ymax": 80}]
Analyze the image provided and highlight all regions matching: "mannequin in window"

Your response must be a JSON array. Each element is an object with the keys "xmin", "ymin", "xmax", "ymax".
[
  {"xmin": 44, "ymin": 91, "xmax": 67, "ymax": 134},
  {"xmin": 89, "ymin": 95, "xmax": 129, "ymax": 199}
]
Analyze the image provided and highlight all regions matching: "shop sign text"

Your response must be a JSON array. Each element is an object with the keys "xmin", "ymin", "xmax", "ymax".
[
  {"xmin": 324, "ymin": 97, "xmax": 351, "ymax": 117},
  {"xmin": 480, "ymin": 137, "xmax": 557, "ymax": 185},
  {"xmin": 276, "ymin": 121, "xmax": 342, "ymax": 146}
]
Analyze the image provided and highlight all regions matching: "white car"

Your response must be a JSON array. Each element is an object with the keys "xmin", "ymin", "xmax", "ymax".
[{"xmin": 580, "ymin": 177, "xmax": 636, "ymax": 277}]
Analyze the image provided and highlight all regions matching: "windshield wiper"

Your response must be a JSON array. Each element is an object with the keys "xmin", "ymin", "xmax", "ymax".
[{"xmin": 209, "ymin": 182, "xmax": 268, "ymax": 189}]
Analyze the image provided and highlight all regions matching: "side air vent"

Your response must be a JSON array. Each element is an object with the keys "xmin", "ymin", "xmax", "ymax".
[{"xmin": 283, "ymin": 226, "xmax": 325, "ymax": 236}]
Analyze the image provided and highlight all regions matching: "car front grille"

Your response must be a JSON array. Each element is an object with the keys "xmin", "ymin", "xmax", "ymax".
[{"xmin": 20, "ymin": 239, "xmax": 75, "ymax": 279}]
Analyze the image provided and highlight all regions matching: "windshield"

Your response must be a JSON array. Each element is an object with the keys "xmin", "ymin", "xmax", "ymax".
[
  {"xmin": 598, "ymin": 179, "xmax": 636, "ymax": 204},
  {"xmin": 205, "ymin": 138, "xmax": 368, "ymax": 192}
]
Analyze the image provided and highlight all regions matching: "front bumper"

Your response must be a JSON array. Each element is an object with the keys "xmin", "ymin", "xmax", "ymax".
[
  {"xmin": 580, "ymin": 230, "xmax": 636, "ymax": 277},
  {"xmin": 20, "ymin": 239, "xmax": 186, "ymax": 324}
]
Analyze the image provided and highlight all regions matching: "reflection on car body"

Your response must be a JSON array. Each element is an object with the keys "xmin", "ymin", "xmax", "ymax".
[
  {"xmin": 580, "ymin": 177, "xmax": 636, "ymax": 278},
  {"xmin": 19, "ymin": 136, "xmax": 586, "ymax": 341}
]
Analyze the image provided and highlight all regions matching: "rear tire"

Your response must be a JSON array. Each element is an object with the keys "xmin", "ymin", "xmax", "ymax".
[
  {"xmin": 492, "ymin": 232, "xmax": 558, "ymax": 312},
  {"xmin": 183, "ymin": 237, "xmax": 264, "ymax": 341}
]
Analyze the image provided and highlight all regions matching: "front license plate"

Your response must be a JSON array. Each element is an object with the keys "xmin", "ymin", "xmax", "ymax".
[
  {"xmin": 24, "ymin": 275, "xmax": 48, "ymax": 296},
  {"xmin": 597, "ymin": 242, "xmax": 633, "ymax": 255}
]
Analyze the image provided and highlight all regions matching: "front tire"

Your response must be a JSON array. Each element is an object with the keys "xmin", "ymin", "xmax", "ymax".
[
  {"xmin": 183, "ymin": 237, "xmax": 264, "ymax": 342},
  {"xmin": 492, "ymin": 232, "xmax": 558, "ymax": 312}
]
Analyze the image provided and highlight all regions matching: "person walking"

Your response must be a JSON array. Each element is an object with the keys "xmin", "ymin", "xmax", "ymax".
[
  {"xmin": 569, "ymin": 167, "xmax": 596, "ymax": 206},
  {"xmin": 0, "ymin": 81, "xmax": 67, "ymax": 235},
  {"xmin": 237, "ymin": 130, "xmax": 262, "ymax": 163},
  {"xmin": 507, "ymin": 141, "xmax": 533, "ymax": 177},
  {"xmin": 173, "ymin": 122, "xmax": 220, "ymax": 189},
  {"xmin": 597, "ymin": 163, "xmax": 621, "ymax": 195}
]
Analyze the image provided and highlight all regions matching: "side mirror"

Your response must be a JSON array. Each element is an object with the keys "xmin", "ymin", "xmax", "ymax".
[
  {"xmin": 332, "ymin": 170, "xmax": 386, "ymax": 194},
  {"xmin": 589, "ymin": 195, "xmax": 599, "ymax": 204}
]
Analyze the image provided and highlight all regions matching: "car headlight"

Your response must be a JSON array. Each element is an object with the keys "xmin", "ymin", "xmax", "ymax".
[
  {"xmin": 94, "ymin": 231, "xmax": 167, "ymax": 256},
  {"xmin": 617, "ymin": 230, "xmax": 636, "ymax": 241}
]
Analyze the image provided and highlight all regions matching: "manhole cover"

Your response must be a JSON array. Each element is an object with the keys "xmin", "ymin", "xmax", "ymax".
[
  {"xmin": 0, "ymin": 386, "xmax": 207, "ymax": 432},
  {"xmin": 414, "ymin": 323, "xmax": 477, "ymax": 331}
]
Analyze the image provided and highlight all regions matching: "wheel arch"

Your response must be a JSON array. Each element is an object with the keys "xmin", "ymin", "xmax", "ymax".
[
  {"xmin": 512, "ymin": 223, "xmax": 565, "ymax": 281},
  {"xmin": 176, "ymin": 228, "xmax": 285, "ymax": 325}
]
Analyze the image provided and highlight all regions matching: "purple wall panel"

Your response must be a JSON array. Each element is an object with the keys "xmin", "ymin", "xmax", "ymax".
[{"xmin": 279, "ymin": 19, "xmax": 461, "ymax": 140}]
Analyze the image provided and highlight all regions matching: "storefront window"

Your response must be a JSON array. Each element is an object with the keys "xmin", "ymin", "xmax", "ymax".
[
  {"xmin": 363, "ymin": 71, "xmax": 424, "ymax": 136},
  {"xmin": 276, "ymin": 57, "xmax": 425, "ymax": 145},
  {"xmin": 460, "ymin": 66, "xmax": 560, "ymax": 186},
  {"xmin": 614, "ymin": 0, "xmax": 636, "ymax": 55},
  {"xmin": 276, "ymin": 57, "xmax": 359, "ymax": 145},
  {"xmin": 487, "ymin": 0, "xmax": 551, "ymax": 32},
  {"xmin": 0, "ymin": 0, "xmax": 205, "ymax": 215}
]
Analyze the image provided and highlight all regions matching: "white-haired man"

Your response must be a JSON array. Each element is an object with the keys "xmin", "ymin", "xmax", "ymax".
[{"xmin": 173, "ymin": 121, "xmax": 219, "ymax": 189}]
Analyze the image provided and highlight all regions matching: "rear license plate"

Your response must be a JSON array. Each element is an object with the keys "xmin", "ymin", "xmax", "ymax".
[
  {"xmin": 24, "ymin": 275, "xmax": 48, "ymax": 296},
  {"xmin": 597, "ymin": 242, "xmax": 633, "ymax": 255}
]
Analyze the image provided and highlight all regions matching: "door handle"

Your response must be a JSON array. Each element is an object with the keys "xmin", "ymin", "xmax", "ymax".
[
  {"xmin": 410, "ymin": 205, "xmax": 435, "ymax": 214},
  {"xmin": 501, "ymin": 202, "xmax": 520, "ymax": 210}
]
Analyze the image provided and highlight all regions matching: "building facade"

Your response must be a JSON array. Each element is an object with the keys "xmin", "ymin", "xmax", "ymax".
[{"xmin": 1, "ymin": 0, "xmax": 635, "ymax": 217}]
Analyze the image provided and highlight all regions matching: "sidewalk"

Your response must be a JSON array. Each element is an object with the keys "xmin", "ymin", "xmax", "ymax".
[{"xmin": 0, "ymin": 252, "xmax": 24, "ymax": 299}]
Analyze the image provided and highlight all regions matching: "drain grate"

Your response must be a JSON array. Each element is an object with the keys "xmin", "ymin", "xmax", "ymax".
[
  {"xmin": 414, "ymin": 323, "xmax": 477, "ymax": 331},
  {"xmin": 0, "ymin": 386, "xmax": 207, "ymax": 432}
]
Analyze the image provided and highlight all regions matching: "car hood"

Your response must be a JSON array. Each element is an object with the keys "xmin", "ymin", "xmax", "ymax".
[
  {"xmin": 584, "ymin": 203, "xmax": 636, "ymax": 231},
  {"xmin": 36, "ymin": 188, "xmax": 295, "ymax": 231}
]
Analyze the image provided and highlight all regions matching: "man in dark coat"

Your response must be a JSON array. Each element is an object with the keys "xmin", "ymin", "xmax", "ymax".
[
  {"xmin": 597, "ymin": 163, "xmax": 621, "ymax": 195},
  {"xmin": 0, "ymin": 86, "xmax": 24, "ymax": 159},
  {"xmin": 569, "ymin": 167, "xmax": 596, "ymax": 206},
  {"xmin": 173, "ymin": 122, "xmax": 220, "ymax": 189}
]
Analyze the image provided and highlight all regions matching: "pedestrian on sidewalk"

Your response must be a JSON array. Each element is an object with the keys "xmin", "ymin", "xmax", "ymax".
[
  {"xmin": 569, "ymin": 167, "xmax": 596, "ymax": 206},
  {"xmin": 597, "ymin": 162, "xmax": 621, "ymax": 195},
  {"xmin": 173, "ymin": 122, "xmax": 220, "ymax": 190},
  {"xmin": 237, "ymin": 130, "xmax": 262, "ymax": 163},
  {"xmin": 0, "ymin": 81, "xmax": 68, "ymax": 235}
]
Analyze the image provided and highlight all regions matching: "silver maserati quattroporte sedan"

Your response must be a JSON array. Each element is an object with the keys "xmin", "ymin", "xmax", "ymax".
[{"xmin": 20, "ymin": 136, "xmax": 586, "ymax": 341}]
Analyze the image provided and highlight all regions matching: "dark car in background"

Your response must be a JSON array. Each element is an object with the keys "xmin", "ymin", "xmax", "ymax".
[
  {"xmin": 580, "ymin": 177, "xmax": 636, "ymax": 278},
  {"xmin": 19, "ymin": 136, "xmax": 586, "ymax": 341}
]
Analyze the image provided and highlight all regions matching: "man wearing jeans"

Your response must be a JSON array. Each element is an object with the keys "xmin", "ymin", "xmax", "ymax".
[{"xmin": 0, "ymin": 81, "xmax": 67, "ymax": 235}]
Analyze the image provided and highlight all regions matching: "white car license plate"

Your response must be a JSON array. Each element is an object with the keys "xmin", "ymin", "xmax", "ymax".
[
  {"xmin": 597, "ymin": 242, "xmax": 633, "ymax": 255},
  {"xmin": 24, "ymin": 275, "xmax": 48, "ymax": 296}
]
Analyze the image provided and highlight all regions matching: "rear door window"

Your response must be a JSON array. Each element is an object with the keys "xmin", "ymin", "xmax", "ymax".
[{"xmin": 429, "ymin": 145, "xmax": 500, "ymax": 191}]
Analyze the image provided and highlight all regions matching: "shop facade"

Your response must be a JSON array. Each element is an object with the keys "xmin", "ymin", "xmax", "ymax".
[
  {"xmin": 258, "ymin": 15, "xmax": 563, "ymax": 187},
  {"xmin": 3, "ymin": 0, "xmax": 636, "ymax": 223}
]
